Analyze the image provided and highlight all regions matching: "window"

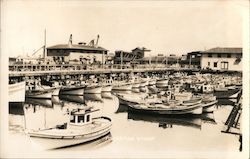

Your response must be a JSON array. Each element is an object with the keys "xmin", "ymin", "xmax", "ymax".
[
  {"xmin": 208, "ymin": 54, "xmax": 212, "ymax": 58},
  {"xmin": 218, "ymin": 54, "xmax": 221, "ymax": 58},
  {"xmin": 78, "ymin": 116, "xmax": 84, "ymax": 123},
  {"xmin": 227, "ymin": 54, "xmax": 231, "ymax": 58},
  {"xmin": 70, "ymin": 116, "xmax": 75, "ymax": 123},
  {"xmin": 214, "ymin": 62, "xmax": 217, "ymax": 67},
  {"xmin": 221, "ymin": 61, "xmax": 229, "ymax": 70},
  {"xmin": 86, "ymin": 115, "xmax": 90, "ymax": 122},
  {"xmin": 208, "ymin": 62, "xmax": 210, "ymax": 66}
]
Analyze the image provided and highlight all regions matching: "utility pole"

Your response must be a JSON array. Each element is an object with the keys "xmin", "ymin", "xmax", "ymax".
[
  {"xmin": 189, "ymin": 54, "xmax": 192, "ymax": 68},
  {"xmin": 121, "ymin": 51, "xmax": 123, "ymax": 69}
]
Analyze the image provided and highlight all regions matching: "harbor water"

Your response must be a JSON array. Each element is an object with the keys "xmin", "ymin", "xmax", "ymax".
[{"xmin": 8, "ymin": 91, "xmax": 240, "ymax": 157}]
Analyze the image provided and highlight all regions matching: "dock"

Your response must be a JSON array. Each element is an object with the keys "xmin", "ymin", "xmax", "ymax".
[{"xmin": 221, "ymin": 89, "xmax": 242, "ymax": 151}]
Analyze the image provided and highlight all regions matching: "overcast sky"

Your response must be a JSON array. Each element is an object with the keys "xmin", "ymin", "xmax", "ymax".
[{"xmin": 1, "ymin": 0, "xmax": 247, "ymax": 57}]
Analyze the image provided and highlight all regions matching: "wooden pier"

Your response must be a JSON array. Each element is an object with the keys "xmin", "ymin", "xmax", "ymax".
[
  {"xmin": 221, "ymin": 89, "xmax": 242, "ymax": 151},
  {"xmin": 9, "ymin": 63, "xmax": 200, "ymax": 78}
]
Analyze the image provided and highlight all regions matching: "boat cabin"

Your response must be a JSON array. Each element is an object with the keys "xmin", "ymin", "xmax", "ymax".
[{"xmin": 69, "ymin": 108, "xmax": 98, "ymax": 126}]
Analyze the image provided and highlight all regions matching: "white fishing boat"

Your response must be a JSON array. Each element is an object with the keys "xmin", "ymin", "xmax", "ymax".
[
  {"xmin": 26, "ymin": 89, "xmax": 54, "ymax": 99},
  {"xmin": 112, "ymin": 83, "xmax": 132, "ymax": 91},
  {"xmin": 101, "ymin": 85, "xmax": 113, "ymax": 92},
  {"xmin": 132, "ymin": 82, "xmax": 140, "ymax": 88},
  {"xmin": 140, "ymin": 80, "xmax": 148, "ymax": 87},
  {"xmin": 85, "ymin": 85, "xmax": 102, "ymax": 94},
  {"xmin": 26, "ymin": 107, "xmax": 112, "ymax": 149},
  {"xmin": 148, "ymin": 79, "xmax": 156, "ymax": 86},
  {"xmin": 128, "ymin": 102, "xmax": 203, "ymax": 115},
  {"xmin": 60, "ymin": 86, "xmax": 85, "ymax": 95},
  {"xmin": 156, "ymin": 78, "xmax": 169, "ymax": 88},
  {"xmin": 9, "ymin": 81, "xmax": 26, "ymax": 102}
]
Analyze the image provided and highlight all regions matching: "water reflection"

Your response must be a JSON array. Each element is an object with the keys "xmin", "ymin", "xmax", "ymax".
[
  {"xmin": 8, "ymin": 93, "xmax": 237, "ymax": 151},
  {"xmin": 127, "ymin": 112, "xmax": 202, "ymax": 130}
]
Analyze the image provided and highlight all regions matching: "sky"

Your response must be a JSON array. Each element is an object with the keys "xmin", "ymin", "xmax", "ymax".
[{"xmin": 1, "ymin": 0, "xmax": 247, "ymax": 57}]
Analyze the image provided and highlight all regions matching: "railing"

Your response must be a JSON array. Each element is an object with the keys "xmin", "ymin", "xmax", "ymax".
[{"xmin": 9, "ymin": 63, "xmax": 200, "ymax": 77}]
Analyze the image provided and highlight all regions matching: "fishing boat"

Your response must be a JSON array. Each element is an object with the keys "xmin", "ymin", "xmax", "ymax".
[
  {"xmin": 60, "ymin": 86, "xmax": 85, "ymax": 95},
  {"xmin": 26, "ymin": 106, "xmax": 112, "ymax": 149},
  {"xmin": 101, "ymin": 92, "xmax": 113, "ymax": 99},
  {"xmin": 140, "ymin": 80, "xmax": 148, "ymax": 87},
  {"xmin": 101, "ymin": 85, "xmax": 113, "ymax": 92},
  {"xmin": 132, "ymin": 82, "xmax": 140, "ymax": 88},
  {"xmin": 100, "ymin": 78, "xmax": 113, "ymax": 92},
  {"xmin": 85, "ymin": 85, "xmax": 102, "ymax": 94},
  {"xmin": 128, "ymin": 102, "xmax": 203, "ymax": 115},
  {"xmin": 115, "ymin": 93, "xmax": 158, "ymax": 105},
  {"xmin": 41, "ymin": 80, "xmax": 62, "ymax": 96},
  {"xmin": 214, "ymin": 86, "xmax": 241, "ymax": 99},
  {"xmin": 9, "ymin": 81, "xmax": 26, "ymax": 102},
  {"xmin": 156, "ymin": 78, "xmax": 169, "ymax": 88},
  {"xmin": 25, "ymin": 81, "xmax": 54, "ymax": 99},
  {"xmin": 112, "ymin": 83, "xmax": 132, "ymax": 91},
  {"xmin": 148, "ymin": 79, "xmax": 156, "ymax": 86},
  {"xmin": 26, "ymin": 89, "xmax": 54, "ymax": 99}
]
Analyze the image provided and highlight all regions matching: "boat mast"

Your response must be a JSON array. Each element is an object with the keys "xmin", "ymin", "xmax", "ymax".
[{"xmin": 43, "ymin": 29, "xmax": 47, "ymax": 63}]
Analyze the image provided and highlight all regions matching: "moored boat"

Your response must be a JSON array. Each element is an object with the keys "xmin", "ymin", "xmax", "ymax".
[
  {"xmin": 85, "ymin": 85, "xmax": 102, "ymax": 94},
  {"xmin": 60, "ymin": 86, "xmax": 85, "ymax": 95},
  {"xmin": 101, "ymin": 85, "xmax": 113, "ymax": 92},
  {"xmin": 9, "ymin": 81, "xmax": 26, "ymax": 102},
  {"xmin": 26, "ymin": 106, "xmax": 112, "ymax": 149},
  {"xmin": 26, "ymin": 89, "xmax": 53, "ymax": 99},
  {"xmin": 156, "ymin": 78, "xmax": 169, "ymax": 88},
  {"xmin": 128, "ymin": 102, "xmax": 203, "ymax": 115},
  {"xmin": 112, "ymin": 83, "xmax": 132, "ymax": 91}
]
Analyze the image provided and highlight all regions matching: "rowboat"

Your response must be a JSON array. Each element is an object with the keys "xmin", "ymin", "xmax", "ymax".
[
  {"xmin": 9, "ymin": 81, "xmax": 26, "ymax": 102},
  {"xmin": 26, "ymin": 107, "xmax": 112, "ymax": 149}
]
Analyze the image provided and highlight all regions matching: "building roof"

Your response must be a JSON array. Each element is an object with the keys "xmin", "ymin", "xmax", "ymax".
[
  {"xmin": 47, "ymin": 44, "xmax": 108, "ymax": 51},
  {"xmin": 201, "ymin": 47, "xmax": 242, "ymax": 54}
]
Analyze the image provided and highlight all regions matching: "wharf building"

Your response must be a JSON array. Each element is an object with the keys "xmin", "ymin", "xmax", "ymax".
[
  {"xmin": 186, "ymin": 47, "xmax": 242, "ymax": 71},
  {"xmin": 113, "ymin": 47, "xmax": 151, "ymax": 64},
  {"xmin": 46, "ymin": 34, "xmax": 108, "ymax": 65}
]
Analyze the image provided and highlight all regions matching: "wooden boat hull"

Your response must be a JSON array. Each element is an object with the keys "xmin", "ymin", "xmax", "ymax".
[
  {"xmin": 9, "ymin": 81, "xmax": 26, "ymax": 102},
  {"xmin": 140, "ymin": 81, "xmax": 148, "ymax": 87},
  {"xmin": 101, "ymin": 85, "xmax": 113, "ymax": 92},
  {"xmin": 132, "ymin": 83, "xmax": 140, "ymax": 88},
  {"xmin": 202, "ymin": 100, "xmax": 218, "ymax": 113},
  {"xmin": 148, "ymin": 80, "xmax": 156, "ymax": 86},
  {"xmin": 52, "ymin": 88, "xmax": 60, "ymax": 96},
  {"xmin": 26, "ymin": 89, "xmax": 53, "ymax": 99},
  {"xmin": 60, "ymin": 86, "xmax": 85, "ymax": 95},
  {"xmin": 85, "ymin": 85, "xmax": 102, "ymax": 94},
  {"xmin": 112, "ymin": 84, "xmax": 132, "ymax": 91},
  {"xmin": 27, "ymin": 117, "xmax": 112, "ymax": 149},
  {"xmin": 214, "ymin": 88, "xmax": 240, "ymax": 99},
  {"xmin": 128, "ymin": 103, "xmax": 203, "ymax": 115}
]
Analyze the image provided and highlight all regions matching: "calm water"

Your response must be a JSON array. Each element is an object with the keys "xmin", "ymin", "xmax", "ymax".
[{"xmin": 8, "ymin": 91, "xmax": 241, "ymax": 156}]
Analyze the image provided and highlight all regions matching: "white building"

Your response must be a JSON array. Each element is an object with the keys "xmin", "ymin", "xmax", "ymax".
[{"xmin": 200, "ymin": 47, "xmax": 242, "ymax": 71}]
